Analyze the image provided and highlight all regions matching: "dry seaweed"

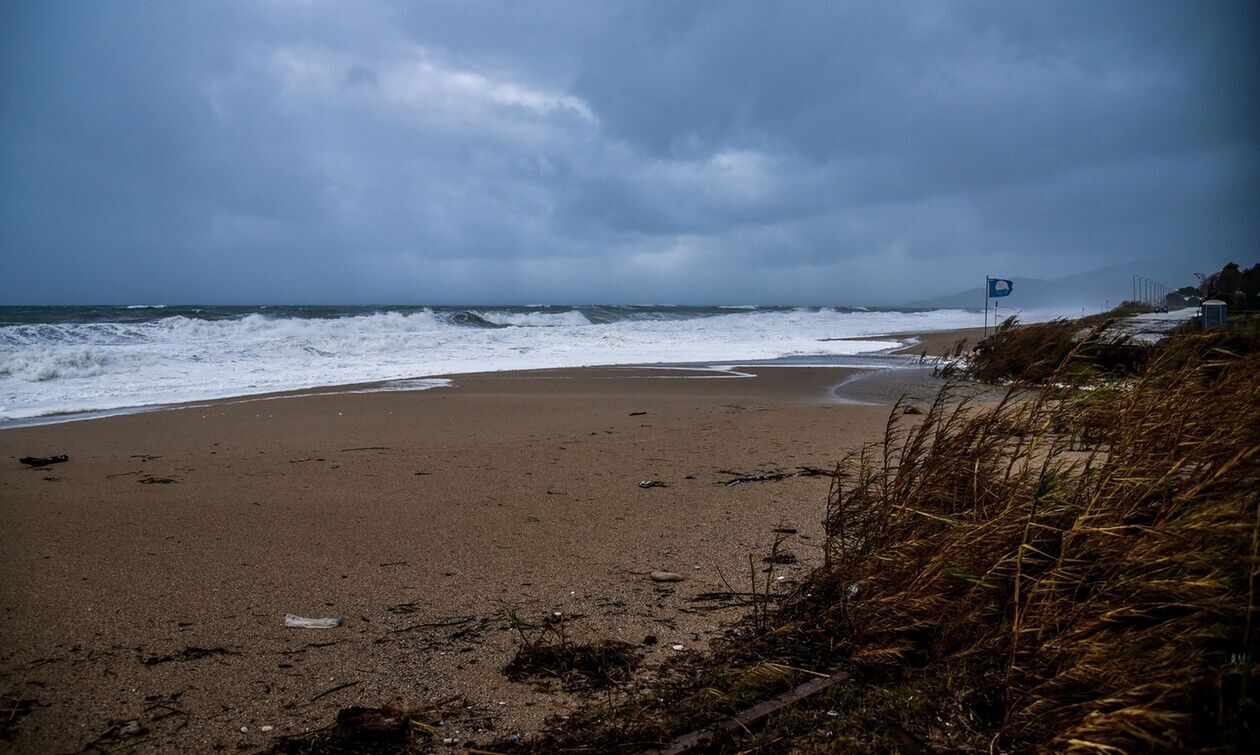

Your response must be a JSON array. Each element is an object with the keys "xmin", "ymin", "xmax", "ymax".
[
  {"xmin": 502, "ymin": 610, "xmax": 641, "ymax": 690},
  {"xmin": 504, "ymin": 639, "xmax": 641, "ymax": 690},
  {"xmin": 269, "ymin": 698, "xmax": 465, "ymax": 754}
]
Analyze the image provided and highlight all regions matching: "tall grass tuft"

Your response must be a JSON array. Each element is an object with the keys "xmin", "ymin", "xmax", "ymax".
[
  {"xmin": 797, "ymin": 330, "xmax": 1260, "ymax": 751},
  {"xmin": 963, "ymin": 317, "xmax": 1150, "ymax": 384}
]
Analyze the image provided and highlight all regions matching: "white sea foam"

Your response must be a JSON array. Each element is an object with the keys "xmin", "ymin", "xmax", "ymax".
[
  {"xmin": 0, "ymin": 307, "xmax": 1076, "ymax": 422},
  {"xmin": 477, "ymin": 309, "xmax": 593, "ymax": 327}
]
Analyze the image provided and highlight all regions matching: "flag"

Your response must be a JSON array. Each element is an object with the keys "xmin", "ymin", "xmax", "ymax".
[{"xmin": 988, "ymin": 278, "xmax": 1013, "ymax": 297}]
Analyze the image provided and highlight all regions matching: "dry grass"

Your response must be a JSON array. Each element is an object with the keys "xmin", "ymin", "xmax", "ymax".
[
  {"xmin": 516, "ymin": 328, "xmax": 1260, "ymax": 753},
  {"xmin": 954, "ymin": 317, "xmax": 1150, "ymax": 384},
  {"xmin": 806, "ymin": 331, "xmax": 1259, "ymax": 751}
]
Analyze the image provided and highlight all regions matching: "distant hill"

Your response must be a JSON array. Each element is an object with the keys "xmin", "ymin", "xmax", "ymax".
[{"xmin": 907, "ymin": 258, "xmax": 1201, "ymax": 310}]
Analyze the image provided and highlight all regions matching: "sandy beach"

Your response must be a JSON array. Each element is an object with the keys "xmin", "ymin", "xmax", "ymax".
[{"xmin": 0, "ymin": 352, "xmax": 950, "ymax": 752}]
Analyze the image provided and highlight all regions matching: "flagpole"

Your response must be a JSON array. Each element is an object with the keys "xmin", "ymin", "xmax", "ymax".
[{"xmin": 984, "ymin": 276, "xmax": 989, "ymax": 338}]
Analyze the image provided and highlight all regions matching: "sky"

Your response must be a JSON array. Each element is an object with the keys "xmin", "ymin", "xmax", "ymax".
[{"xmin": 1, "ymin": 1, "xmax": 1256, "ymax": 306}]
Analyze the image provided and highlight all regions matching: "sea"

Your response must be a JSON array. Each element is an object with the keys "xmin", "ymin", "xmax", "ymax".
[{"xmin": 0, "ymin": 304, "xmax": 1066, "ymax": 424}]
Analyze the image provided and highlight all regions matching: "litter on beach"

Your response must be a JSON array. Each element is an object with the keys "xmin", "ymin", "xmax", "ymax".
[
  {"xmin": 19, "ymin": 455, "xmax": 69, "ymax": 468},
  {"xmin": 283, "ymin": 614, "xmax": 344, "ymax": 629}
]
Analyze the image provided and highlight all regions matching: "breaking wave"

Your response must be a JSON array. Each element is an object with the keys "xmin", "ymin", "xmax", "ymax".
[{"xmin": 0, "ymin": 304, "xmax": 1063, "ymax": 422}]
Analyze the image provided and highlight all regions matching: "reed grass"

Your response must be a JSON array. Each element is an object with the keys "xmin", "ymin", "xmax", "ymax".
[
  {"xmin": 520, "ymin": 327, "xmax": 1259, "ymax": 753},
  {"xmin": 958, "ymin": 317, "xmax": 1150, "ymax": 384}
]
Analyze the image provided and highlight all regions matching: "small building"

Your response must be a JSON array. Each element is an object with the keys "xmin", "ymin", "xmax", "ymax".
[{"xmin": 1201, "ymin": 300, "xmax": 1227, "ymax": 330}]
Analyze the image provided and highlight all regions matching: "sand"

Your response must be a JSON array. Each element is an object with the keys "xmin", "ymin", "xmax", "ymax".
[
  {"xmin": 0, "ymin": 352, "xmax": 954, "ymax": 752},
  {"xmin": 889, "ymin": 325, "xmax": 988, "ymax": 356}
]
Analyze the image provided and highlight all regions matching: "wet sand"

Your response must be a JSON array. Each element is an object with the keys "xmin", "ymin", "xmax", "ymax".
[
  {"xmin": 889, "ymin": 325, "xmax": 987, "ymax": 356},
  {"xmin": 0, "ymin": 354, "xmax": 952, "ymax": 752}
]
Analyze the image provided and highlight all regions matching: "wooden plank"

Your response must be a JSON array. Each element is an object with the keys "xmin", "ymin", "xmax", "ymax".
[{"xmin": 643, "ymin": 671, "xmax": 850, "ymax": 755}]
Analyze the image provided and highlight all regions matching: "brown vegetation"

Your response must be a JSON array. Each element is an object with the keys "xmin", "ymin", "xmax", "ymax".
[
  {"xmin": 518, "ymin": 328, "xmax": 1260, "ymax": 753},
  {"xmin": 952, "ymin": 317, "xmax": 1149, "ymax": 384}
]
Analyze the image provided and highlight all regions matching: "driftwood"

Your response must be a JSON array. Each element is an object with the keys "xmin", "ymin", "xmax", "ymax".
[
  {"xmin": 718, "ymin": 466, "xmax": 835, "ymax": 485},
  {"xmin": 391, "ymin": 616, "xmax": 474, "ymax": 634},
  {"xmin": 308, "ymin": 680, "xmax": 361, "ymax": 704},
  {"xmin": 643, "ymin": 672, "xmax": 850, "ymax": 755},
  {"xmin": 18, "ymin": 455, "xmax": 68, "ymax": 468},
  {"xmin": 142, "ymin": 646, "xmax": 233, "ymax": 665}
]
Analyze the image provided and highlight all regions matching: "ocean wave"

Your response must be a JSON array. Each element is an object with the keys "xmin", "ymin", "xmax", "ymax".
[
  {"xmin": 0, "ymin": 346, "xmax": 124, "ymax": 382},
  {"xmin": 1, "ymin": 305, "xmax": 1074, "ymax": 421},
  {"xmin": 477, "ymin": 309, "xmax": 592, "ymax": 327}
]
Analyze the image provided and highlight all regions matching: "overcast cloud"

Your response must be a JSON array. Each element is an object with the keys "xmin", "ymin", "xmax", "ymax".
[{"xmin": 1, "ymin": 1, "xmax": 1256, "ymax": 305}]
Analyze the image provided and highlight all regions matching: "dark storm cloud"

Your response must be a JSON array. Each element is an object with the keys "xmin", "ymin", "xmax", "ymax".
[{"xmin": 1, "ymin": 0, "xmax": 1256, "ymax": 304}]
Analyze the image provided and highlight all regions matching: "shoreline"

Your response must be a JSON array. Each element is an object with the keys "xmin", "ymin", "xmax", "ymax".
[{"xmin": 2, "ymin": 326, "xmax": 983, "ymax": 430}]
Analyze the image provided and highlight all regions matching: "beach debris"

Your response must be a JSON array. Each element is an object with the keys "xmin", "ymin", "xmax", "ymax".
[
  {"xmin": 638, "ymin": 479, "xmax": 667, "ymax": 488},
  {"xmin": 18, "ymin": 455, "xmax": 68, "ymax": 468},
  {"xmin": 671, "ymin": 644, "xmax": 686, "ymax": 651},
  {"xmin": 142, "ymin": 645, "xmax": 234, "ymax": 665},
  {"xmin": 308, "ymin": 680, "xmax": 360, "ymax": 704},
  {"xmin": 283, "ymin": 614, "xmax": 344, "ymax": 629},
  {"xmin": 275, "ymin": 699, "xmax": 463, "ymax": 751},
  {"xmin": 718, "ymin": 466, "xmax": 834, "ymax": 485},
  {"xmin": 260, "ymin": 725, "xmax": 273, "ymax": 732},
  {"xmin": 628, "ymin": 410, "xmax": 648, "ymax": 416},
  {"xmin": 504, "ymin": 637, "xmax": 641, "ymax": 689},
  {"xmin": 138, "ymin": 475, "xmax": 177, "ymax": 484},
  {"xmin": 80, "ymin": 717, "xmax": 148, "ymax": 750},
  {"xmin": 0, "ymin": 697, "xmax": 40, "ymax": 741},
  {"xmin": 650, "ymin": 672, "xmax": 850, "ymax": 755},
  {"xmin": 391, "ymin": 615, "xmax": 474, "ymax": 634},
  {"xmin": 650, "ymin": 571, "xmax": 685, "ymax": 583},
  {"xmin": 772, "ymin": 527, "xmax": 798, "ymax": 534},
  {"xmin": 762, "ymin": 551, "xmax": 798, "ymax": 565}
]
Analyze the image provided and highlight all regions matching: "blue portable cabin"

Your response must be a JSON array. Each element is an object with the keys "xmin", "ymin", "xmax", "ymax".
[{"xmin": 1200, "ymin": 300, "xmax": 1227, "ymax": 330}]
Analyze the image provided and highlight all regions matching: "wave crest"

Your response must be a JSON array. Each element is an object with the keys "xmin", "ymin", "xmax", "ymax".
[{"xmin": 0, "ymin": 347, "xmax": 120, "ymax": 382}]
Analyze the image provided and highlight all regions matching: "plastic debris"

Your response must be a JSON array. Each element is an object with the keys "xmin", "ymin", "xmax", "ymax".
[{"xmin": 283, "ymin": 614, "xmax": 344, "ymax": 629}]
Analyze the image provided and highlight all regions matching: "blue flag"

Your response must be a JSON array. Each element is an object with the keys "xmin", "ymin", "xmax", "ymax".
[{"xmin": 988, "ymin": 278, "xmax": 1013, "ymax": 297}]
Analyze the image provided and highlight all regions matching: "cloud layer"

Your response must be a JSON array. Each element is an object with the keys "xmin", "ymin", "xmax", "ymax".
[{"xmin": 2, "ymin": 1, "xmax": 1256, "ymax": 304}]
